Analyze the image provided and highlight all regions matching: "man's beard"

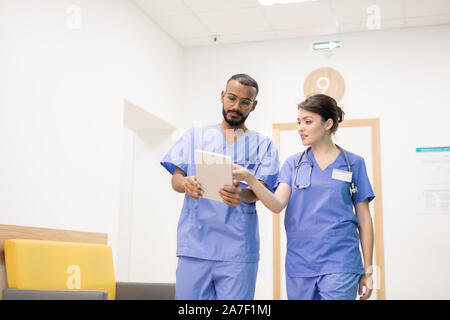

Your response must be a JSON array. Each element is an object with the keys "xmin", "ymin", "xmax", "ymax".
[{"xmin": 222, "ymin": 105, "xmax": 249, "ymax": 127}]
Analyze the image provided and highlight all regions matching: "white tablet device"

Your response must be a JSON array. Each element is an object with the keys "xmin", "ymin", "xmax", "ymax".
[{"xmin": 195, "ymin": 149, "xmax": 232, "ymax": 203}]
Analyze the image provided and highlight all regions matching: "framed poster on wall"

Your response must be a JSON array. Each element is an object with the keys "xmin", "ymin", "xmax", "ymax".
[{"xmin": 416, "ymin": 146, "xmax": 450, "ymax": 214}]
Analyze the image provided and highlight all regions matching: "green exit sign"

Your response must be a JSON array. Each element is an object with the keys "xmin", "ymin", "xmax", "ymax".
[{"xmin": 312, "ymin": 41, "xmax": 342, "ymax": 51}]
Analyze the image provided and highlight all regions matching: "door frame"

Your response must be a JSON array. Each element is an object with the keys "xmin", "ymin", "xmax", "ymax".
[{"xmin": 272, "ymin": 118, "xmax": 386, "ymax": 300}]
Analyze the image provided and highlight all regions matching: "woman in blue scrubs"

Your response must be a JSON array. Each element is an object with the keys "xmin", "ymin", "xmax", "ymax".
[{"xmin": 233, "ymin": 94, "xmax": 375, "ymax": 300}]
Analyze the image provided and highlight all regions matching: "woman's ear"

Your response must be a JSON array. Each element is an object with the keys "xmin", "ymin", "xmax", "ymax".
[{"xmin": 325, "ymin": 118, "xmax": 334, "ymax": 131}]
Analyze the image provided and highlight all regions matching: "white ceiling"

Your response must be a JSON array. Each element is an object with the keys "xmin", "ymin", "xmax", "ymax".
[{"xmin": 133, "ymin": 0, "xmax": 450, "ymax": 47}]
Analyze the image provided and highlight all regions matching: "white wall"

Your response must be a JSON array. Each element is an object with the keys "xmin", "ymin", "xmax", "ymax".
[
  {"xmin": 181, "ymin": 25, "xmax": 450, "ymax": 299},
  {"xmin": 2, "ymin": 0, "xmax": 450, "ymax": 299},
  {"xmin": 0, "ymin": 0, "xmax": 182, "ymax": 276},
  {"xmin": 124, "ymin": 130, "xmax": 183, "ymax": 283}
]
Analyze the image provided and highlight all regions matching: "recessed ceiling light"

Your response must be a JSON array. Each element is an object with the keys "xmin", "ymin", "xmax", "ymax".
[{"xmin": 258, "ymin": 0, "xmax": 318, "ymax": 6}]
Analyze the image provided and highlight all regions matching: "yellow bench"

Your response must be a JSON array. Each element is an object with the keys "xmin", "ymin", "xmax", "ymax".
[{"xmin": 4, "ymin": 239, "xmax": 116, "ymax": 300}]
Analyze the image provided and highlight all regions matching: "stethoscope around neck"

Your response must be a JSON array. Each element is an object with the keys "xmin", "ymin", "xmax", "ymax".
[{"xmin": 294, "ymin": 145, "xmax": 358, "ymax": 196}]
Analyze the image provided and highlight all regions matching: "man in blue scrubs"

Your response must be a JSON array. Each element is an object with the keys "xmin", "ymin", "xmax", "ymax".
[{"xmin": 161, "ymin": 74, "xmax": 279, "ymax": 300}]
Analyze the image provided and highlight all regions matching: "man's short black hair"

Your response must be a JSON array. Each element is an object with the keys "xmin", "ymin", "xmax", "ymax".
[{"xmin": 227, "ymin": 74, "xmax": 259, "ymax": 95}]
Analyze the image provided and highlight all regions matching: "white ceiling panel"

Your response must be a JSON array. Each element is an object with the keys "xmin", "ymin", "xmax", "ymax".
[
  {"xmin": 331, "ymin": 0, "xmax": 404, "ymax": 24},
  {"xmin": 197, "ymin": 8, "xmax": 272, "ymax": 35},
  {"xmin": 339, "ymin": 18, "xmax": 404, "ymax": 34},
  {"xmin": 133, "ymin": 0, "xmax": 191, "ymax": 17},
  {"xmin": 405, "ymin": 0, "xmax": 450, "ymax": 17},
  {"xmin": 183, "ymin": 0, "xmax": 260, "ymax": 13},
  {"xmin": 132, "ymin": 0, "xmax": 450, "ymax": 47},
  {"xmin": 276, "ymin": 25, "xmax": 339, "ymax": 40},
  {"xmin": 219, "ymin": 30, "xmax": 278, "ymax": 45},
  {"xmin": 375, "ymin": 18, "xmax": 405, "ymax": 29},
  {"xmin": 338, "ymin": 22, "xmax": 369, "ymax": 34},
  {"xmin": 262, "ymin": 1, "xmax": 335, "ymax": 30},
  {"xmin": 154, "ymin": 14, "xmax": 210, "ymax": 39},
  {"xmin": 177, "ymin": 36, "xmax": 219, "ymax": 47},
  {"xmin": 405, "ymin": 14, "xmax": 450, "ymax": 27}
]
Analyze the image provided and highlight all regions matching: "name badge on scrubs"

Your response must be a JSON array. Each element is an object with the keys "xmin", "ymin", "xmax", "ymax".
[{"xmin": 332, "ymin": 169, "xmax": 352, "ymax": 182}]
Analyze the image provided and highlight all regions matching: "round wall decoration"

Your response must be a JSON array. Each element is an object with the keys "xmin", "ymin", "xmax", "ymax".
[{"xmin": 304, "ymin": 67, "xmax": 345, "ymax": 102}]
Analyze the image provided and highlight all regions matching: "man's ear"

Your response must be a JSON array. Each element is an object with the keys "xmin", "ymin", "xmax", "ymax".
[
  {"xmin": 251, "ymin": 100, "xmax": 258, "ymax": 112},
  {"xmin": 221, "ymin": 91, "xmax": 226, "ymax": 104}
]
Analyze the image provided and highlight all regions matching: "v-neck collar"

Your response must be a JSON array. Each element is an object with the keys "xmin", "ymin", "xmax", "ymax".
[
  {"xmin": 309, "ymin": 148, "xmax": 342, "ymax": 172},
  {"xmin": 217, "ymin": 123, "xmax": 253, "ymax": 148}
]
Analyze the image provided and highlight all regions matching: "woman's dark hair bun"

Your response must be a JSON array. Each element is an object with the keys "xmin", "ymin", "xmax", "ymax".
[{"xmin": 336, "ymin": 105, "xmax": 345, "ymax": 123}]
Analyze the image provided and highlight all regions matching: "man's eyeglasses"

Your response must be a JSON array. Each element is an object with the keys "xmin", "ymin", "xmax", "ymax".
[{"xmin": 225, "ymin": 93, "xmax": 254, "ymax": 109}]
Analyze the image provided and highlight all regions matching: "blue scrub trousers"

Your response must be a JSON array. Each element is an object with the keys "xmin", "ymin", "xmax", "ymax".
[
  {"xmin": 286, "ymin": 273, "xmax": 360, "ymax": 300},
  {"xmin": 175, "ymin": 256, "xmax": 258, "ymax": 300}
]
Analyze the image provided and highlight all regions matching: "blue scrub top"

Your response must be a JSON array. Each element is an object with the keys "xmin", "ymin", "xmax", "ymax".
[
  {"xmin": 276, "ymin": 148, "xmax": 375, "ymax": 277},
  {"xmin": 161, "ymin": 124, "xmax": 279, "ymax": 262}
]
